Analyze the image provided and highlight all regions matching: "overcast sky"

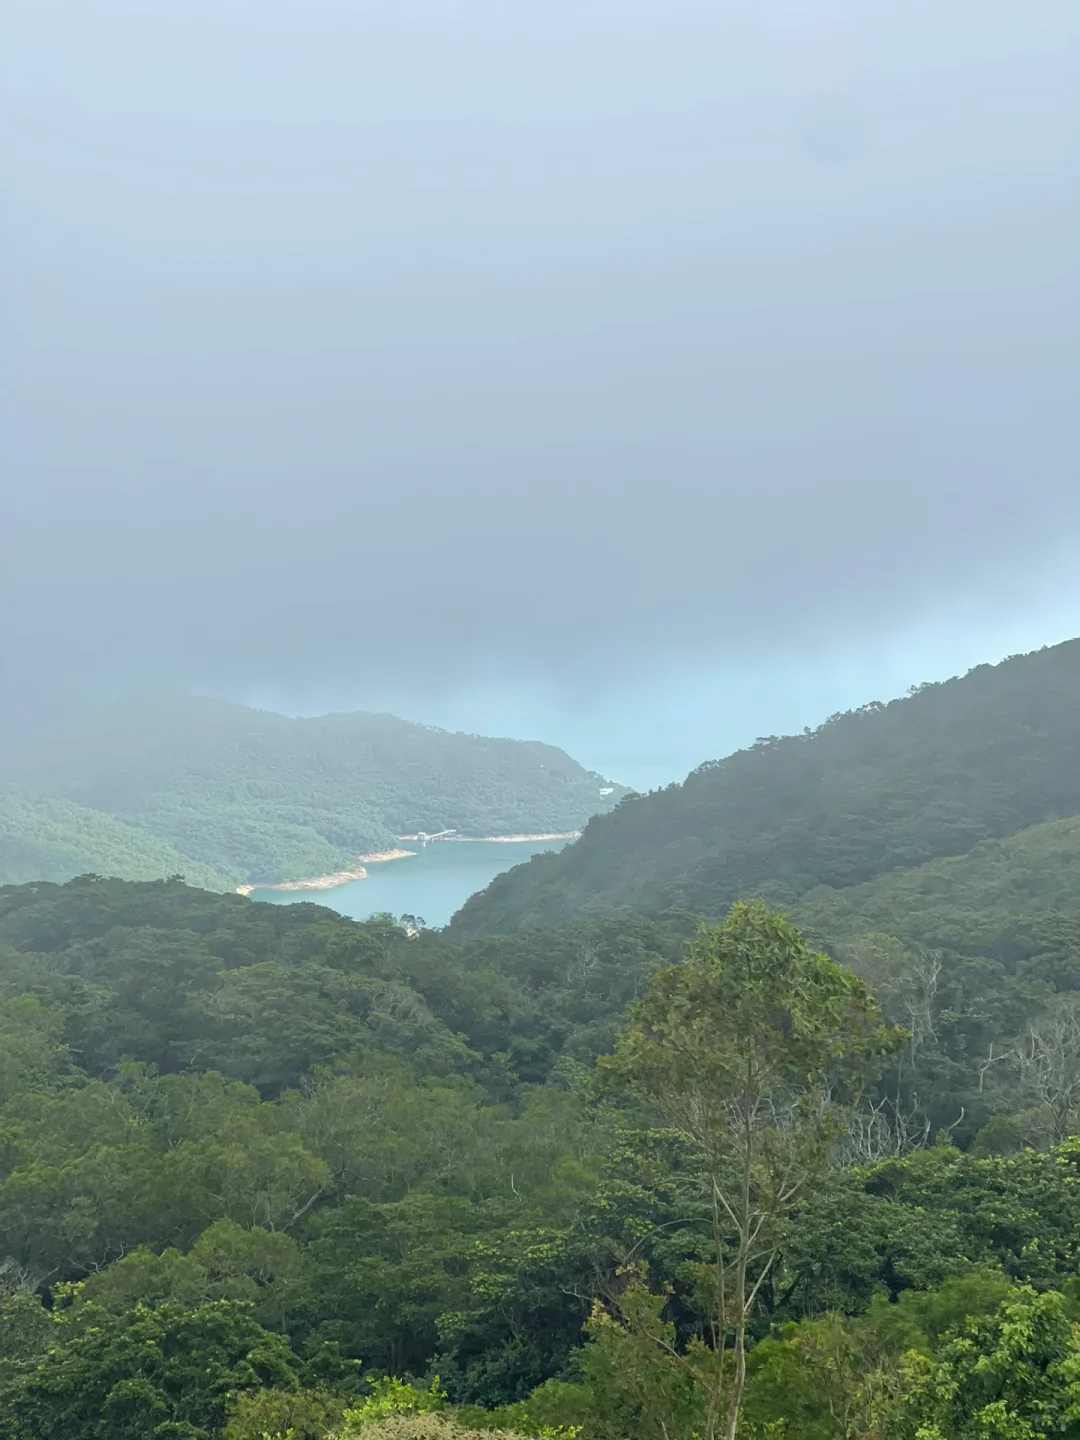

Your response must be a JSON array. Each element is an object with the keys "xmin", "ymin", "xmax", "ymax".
[{"xmin": 5, "ymin": 1, "xmax": 1079, "ymax": 785}]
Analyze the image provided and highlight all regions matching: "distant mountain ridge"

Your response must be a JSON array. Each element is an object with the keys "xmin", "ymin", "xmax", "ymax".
[
  {"xmin": 452, "ymin": 638, "xmax": 1080, "ymax": 932},
  {"xmin": 0, "ymin": 692, "xmax": 627, "ymax": 887}
]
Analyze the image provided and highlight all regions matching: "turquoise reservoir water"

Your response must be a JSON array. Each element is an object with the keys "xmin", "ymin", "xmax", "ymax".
[{"xmin": 248, "ymin": 838, "xmax": 568, "ymax": 928}]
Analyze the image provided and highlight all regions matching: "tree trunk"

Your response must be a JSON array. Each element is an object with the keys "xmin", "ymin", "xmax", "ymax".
[{"xmin": 724, "ymin": 1095, "xmax": 754, "ymax": 1440}]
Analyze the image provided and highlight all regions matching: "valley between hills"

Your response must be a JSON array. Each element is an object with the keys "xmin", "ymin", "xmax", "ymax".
[{"xmin": 7, "ymin": 641, "xmax": 1080, "ymax": 1437}]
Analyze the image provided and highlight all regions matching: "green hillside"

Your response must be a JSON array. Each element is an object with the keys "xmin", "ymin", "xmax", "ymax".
[
  {"xmin": 0, "ymin": 784, "xmax": 228, "ymax": 890},
  {"xmin": 795, "ymin": 813, "xmax": 1080, "ymax": 954},
  {"xmin": 453, "ymin": 638, "xmax": 1080, "ymax": 932},
  {"xmin": 1, "ymin": 693, "xmax": 626, "ymax": 886}
]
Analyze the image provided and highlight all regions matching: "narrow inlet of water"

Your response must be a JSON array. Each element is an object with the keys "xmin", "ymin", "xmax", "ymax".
[{"xmin": 248, "ymin": 837, "xmax": 568, "ymax": 927}]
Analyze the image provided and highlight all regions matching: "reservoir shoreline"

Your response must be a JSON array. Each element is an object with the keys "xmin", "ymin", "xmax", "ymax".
[
  {"xmin": 443, "ymin": 831, "xmax": 580, "ymax": 844},
  {"xmin": 235, "ymin": 847, "xmax": 416, "ymax": 896},
  {"xmin": 236, "ymin": 833, "xmax": 578, "ymax": 897}
]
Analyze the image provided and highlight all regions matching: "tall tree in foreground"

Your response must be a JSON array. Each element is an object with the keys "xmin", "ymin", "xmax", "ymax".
[{"xmin": 597, "ymin": 902, "xmax": 901, "ymax": 1440}]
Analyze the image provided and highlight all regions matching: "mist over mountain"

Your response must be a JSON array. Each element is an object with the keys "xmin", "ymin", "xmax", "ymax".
[
  {"xmin": 5, "ymin": 0, "xmax": 1079, "ymax": 754},
  {"xmin": 0, "ymin": 692, "xmax": 625, "ymax": 887},
  {"xmin": 453, "ymin": 639, "xmax": 1080, "ymax": 931}
]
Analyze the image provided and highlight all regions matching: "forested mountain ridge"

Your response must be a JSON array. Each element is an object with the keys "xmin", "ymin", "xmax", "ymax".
[
  {"xmin": 0, "ymin": 692, "xmax": 626, "ymax": 887},
  {"xmin": 453, "ymin": 638, "xmax": 1080, "ymax": 932}
]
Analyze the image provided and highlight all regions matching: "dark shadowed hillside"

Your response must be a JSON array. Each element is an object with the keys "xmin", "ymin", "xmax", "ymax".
[
  {"xmin": 0, "ymin": 693, "xmax": 626, "ymax": 887},
  {"xmin": 453, "ymin": 639, "xmax": 1080, "ymax": 932},
  {"xmin": 793, "ymin": 814, "xmax": 1080, "ymax": 952}
]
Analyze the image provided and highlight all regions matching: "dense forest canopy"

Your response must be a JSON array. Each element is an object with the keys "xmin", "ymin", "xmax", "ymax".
[
  {"xmin": 0, "ymin": 693, "xmax": 626, "ymax": 888},
  {"xmin": 5, "ymin": 864, "xmax": 1080, "ymax": 1437},
  {"xmin": 453, "ymin": 639, "xmax": 1080, "ymax": 933}
]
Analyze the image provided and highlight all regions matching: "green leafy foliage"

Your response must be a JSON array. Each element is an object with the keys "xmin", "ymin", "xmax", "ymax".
[
  {"xmin": 336, "ymin": 1420, "xmax": 531, "ymax": 1440},
  {"xmin": 4, "ymin": 859, "xmax": 1080, "ymax": 1436},
  {"xmin": 0, "ymin": 875, "xmax": 687, "ymax": 1425},
  {"xmin": 0, "ymin": 1299, "xmax": 303, "ymax": 1439},
  {"xmin": 891, "ymin": 1287, "xmax": 1080, "ymax": 1440},
  {"xmin": 223, "ymin": 1385, "xmax": 346, "ymax": 1440},
  {"xmin": 343, "ymin": 1374, "xmax": 448, "ymax": 1425},
  {"xmin": 595, "ymin": 904, "xmax": 901, "ymax": 1440}
]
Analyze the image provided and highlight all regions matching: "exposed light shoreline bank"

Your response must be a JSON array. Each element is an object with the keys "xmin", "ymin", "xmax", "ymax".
[
  {"xmin": 236, "ymin": 848, "xmax": 416, "ymax": 896},
  {"xmin": 444, "ymin": 831, "xmax": 580, "ymax": 843},
  {"xmin": 235, "ymin": 833, "xmax": 579, "ymax": 897}
]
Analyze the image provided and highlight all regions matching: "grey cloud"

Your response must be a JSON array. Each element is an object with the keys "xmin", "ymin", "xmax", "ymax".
[{"xmin": 4, "ymin": 0, "xmax": 1079, "ymax": 724}]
